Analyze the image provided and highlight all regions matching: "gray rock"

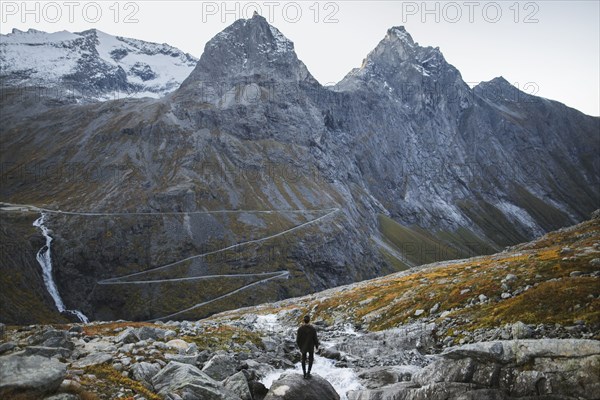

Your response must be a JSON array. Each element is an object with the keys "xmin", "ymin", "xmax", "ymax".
[
  {"xmin": 115, "ymin": 327, "xmax": 139, "ymax": 344},
  {"xmin": 264, "ymin": 372, "xmax": 340, "ymax": 400},
  {"xmin": 29, "ymin": 329, "xmax": 74, "ymax": 351},
  {"xmin": 559, "ymin": 247, "xmax": 574, "ymax": 255},
  {"xmin": 0, "ymin": 342, "xmax": 16, "ymax": 355},
  {"xmin": 165, "ymin": 353, "xmax": 200, "ymax": 366},
  {"xmin": 261, "ymin": 337, "xmax": 279, "ymax": 353},
  {"xmin": 131, "ymin": 361, "xmax": 161, "ymax": 387},
  {"xmin": 319, "ymin": 347, "xmax": 343, "ymax": 361},
  {"xmin": 410, "ymin": 339, "xmax": 600, "ymax": 399},
  {"xmin": 0, "ymin": 354, "xmax": 66, "ymax": 398},
  {"xmin": 429, "ymin": 303, "xmax": 440, "ymax": 314},
  {"xmin": 413, "ymin": 357, "xmax": 475, "ymax": 386},
  {"xmin": 223, "ymin": 371, "xmax": 252, "ymax": 400},
  {"xmin": 510, "ymin": 321, "xmax": 533, "ymax": 339},
  {"xmin": 347, "ymin": 382, "xmax": 419, "ymax": 400},
  {"xmin": 358, "ymin": 366, "xmax": 416, "ymax": 389},
  {"xmin": 136, "ymin": 326, "xmax": 170, "ymax": 341},
  {"xmin": 202, "ymin": 353, "xmax": 237, "ymax": 381},
  {"xmin": 71, "ymin": 352, "xmax": 113, "ymax": 368},
  {"xmin": 69, "ymin": 325, "xmax": 83, "ymax": 333},
  {"xmin": 249, "ymin": 380, "xmax": 269, "ymax": 400},
  {"xmin": 569, "ymin": 270, "xmax": 584, "ymax": 277},
  {"xmin": 24, "ymin": 346, "xmax": 71, "ymax": 358},
  {"xmin": 152, "ymin": 361, "xmax": 237, "ymax": 399}
]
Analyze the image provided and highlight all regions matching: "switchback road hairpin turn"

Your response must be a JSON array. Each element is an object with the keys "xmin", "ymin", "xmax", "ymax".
[{"xmin": 1, "ymin": 202, "xmax": 340, "ymax": 321}]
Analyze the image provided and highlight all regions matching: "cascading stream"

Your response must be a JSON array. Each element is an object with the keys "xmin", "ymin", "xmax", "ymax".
[{"xmin": 33, "ymin": 213, "xmax": 89, "ymax": 323}]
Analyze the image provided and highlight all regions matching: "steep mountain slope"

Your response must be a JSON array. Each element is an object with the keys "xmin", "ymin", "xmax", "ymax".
[
  {"xmin": 0, "ymin": 28, "xmax": 197, "ymax": 100},
  {"xmin": 218, "ymin": 210, "xmax": 600, "ymax": 340},
  {"xmin": 0, "ymin": 14, "xmax": 598, "ymax": 323}
]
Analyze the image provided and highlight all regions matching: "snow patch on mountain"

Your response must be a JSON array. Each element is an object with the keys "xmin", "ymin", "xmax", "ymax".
[{"xmin": 0, "ymin": 28, "xmax": 198, "ymax": 99}]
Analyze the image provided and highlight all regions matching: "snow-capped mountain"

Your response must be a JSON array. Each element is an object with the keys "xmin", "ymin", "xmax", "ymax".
[{"xmin": 0, "ymin": 28, "xmax": 198, "ymax": 100}]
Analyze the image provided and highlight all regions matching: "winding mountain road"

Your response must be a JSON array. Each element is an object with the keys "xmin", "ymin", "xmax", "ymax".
[
  {"xmin": 97, "ymin": 207, "xmax": 339, "ymax": 284},
  {"xmin": 1, "ymin": 202, "xmax": 340, "ymax": 321}
]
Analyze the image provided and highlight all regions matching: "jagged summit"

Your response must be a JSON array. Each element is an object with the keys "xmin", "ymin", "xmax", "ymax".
[
  {"xmin": 387, "ymin": 26, "xmax": 416, "ymax": 47},
  {"xmin": 474, "ymin": 76, "xmax": 524, "ymax": 102},
  {"xmin": 336, "ymin": 25, "xmax": 470, "ymax": 112},
  {"xmin": 178, "ymin": 14, "xmax": 317, "ymax": 91}
]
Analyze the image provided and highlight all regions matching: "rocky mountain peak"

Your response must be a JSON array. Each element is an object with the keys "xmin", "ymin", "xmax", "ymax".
[
  {"xmin": 474, "ymin": 76, "xmax": 523, "ymax": 102},
  {"xmin": 178, "ymin": 14, "xmax": 318, "ymax": 91},
  {"xmin": 386, "ymin": 26, "xmax": 416, "ymax": 48},
  {"xmin": 0, "ymin": 28, "xmax": 197, "ymax": 100},
  {"xmin": 337, "ymin": 25, "xmax": 465, "ymax": 106}
]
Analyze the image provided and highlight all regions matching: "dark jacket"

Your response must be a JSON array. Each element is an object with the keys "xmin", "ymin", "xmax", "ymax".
[{"xmin": 296, "ymin": 323, "xmax": 319, "ymax": 353}]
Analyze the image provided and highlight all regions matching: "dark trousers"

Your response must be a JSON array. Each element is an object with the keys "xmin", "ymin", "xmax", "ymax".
[{"xmin": 301, "ymin": 349, "xmax": 314, "ymax": 374}]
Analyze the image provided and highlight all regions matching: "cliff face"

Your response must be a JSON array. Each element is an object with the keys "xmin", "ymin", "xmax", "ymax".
[{"xmin": 0, "ymin": 14, "xmax": 598, "ymax": 323}]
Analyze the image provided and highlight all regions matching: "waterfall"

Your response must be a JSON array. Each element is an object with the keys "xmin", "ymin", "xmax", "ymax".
[{"xmin": 33, "ymin": 213, "xmax": 89, "ymax": 323}]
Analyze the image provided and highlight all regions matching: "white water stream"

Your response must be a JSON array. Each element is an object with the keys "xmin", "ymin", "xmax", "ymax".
[
  {"xmin": 260, "ymin": 357, "xmax": 364, "ymax": 400},
  {"xmin": 256, "ymin": 315, "xmax": 365, "ymax": 400},
  {"xmin": 33, "ymin": 213, "xmax": 89, "ymax": 323}
]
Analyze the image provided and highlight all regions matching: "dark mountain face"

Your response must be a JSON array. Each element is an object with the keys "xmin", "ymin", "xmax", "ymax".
[
  {"xmin": 181, "ymin": 13, "xmax": 317, "ymax": 87},
  {"xmin": 1, "ymin": 16, "xmax": 598, "ymax": 323}
]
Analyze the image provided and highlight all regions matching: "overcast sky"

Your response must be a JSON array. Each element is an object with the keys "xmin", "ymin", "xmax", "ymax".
[{"xmin": 1, "ymin": 0, "xmax": 599, "ymax": 116}]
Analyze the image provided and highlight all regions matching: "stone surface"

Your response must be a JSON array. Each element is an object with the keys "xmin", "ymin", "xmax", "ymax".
[
  {"xmin": 264, "ymin": 372, "xmax": 340, "ymax": 400},
  {"xmin": 224, "ymin": 371, "xmax": 253, "ymax": 400},
  {"xmin": 409, "ymin": 339, "xmax": 600, "ymax": 399},
  {"xmin": 115, "ymin": 327, "xmax": 139, "ymax": 344},
  {"xmin": 152, "ymin": 361, "xmax": 237, "ymax": 399},
  {"xmin": 166, "ymin": 339, "xmax": 192, "ymax": 351},
  {"xmin": 0, "ymin": 354, "xmax": 66, "ymax": 398},
  {"xmin": 24, "ymin": 345, "xmax": 72, "ymax": 358},
  {"xmin": 71, "ymin": 352, "xmax": 113, "ymax": 368},
  {"xmin": 202, "ymin": 353, "xmax": 238, "ymax": 381},
  {"xmin": 131, "ymin": 361, "xmax": 161, "ymax": 387}
]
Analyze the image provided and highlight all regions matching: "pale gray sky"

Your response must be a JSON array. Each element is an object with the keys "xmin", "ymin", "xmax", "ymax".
[{"xmin": 1, "ymin": 0, "xmax": 599, "ymax": 116}]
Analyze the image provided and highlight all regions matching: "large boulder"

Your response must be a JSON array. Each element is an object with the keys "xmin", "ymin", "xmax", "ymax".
[
  {"xmin": 24, "ymin": 346, "xmax": 72, "ymax": 359},
  {"xmin": 115, "ymin": 327, "xmax": 139, "ymax": 344},
  {"xmin": 264, "ymin": 372, "xmax": 340, "ymax": 400},
  {"xmin": 152, "ymin": 361, "xmax": 238, "ymax": 399},
  {"xmin": 0, "ymin": 354, "xmax": 67, "ymax": 398},
  {"xmin": 202, "ymin": 353, "xmax": 238, "ymax": 381},
  {"xmin": 411, "ymin": 339, "xmax": 600, "ymax": 399},
  {"xmin": 350, "ymin": 339, "xmax": 600, "ymax": 400},
  {"xmin": 131, "ymin": 361, "xmax": 161, "ymax": 387},
  {"xmin": 224, "ymin": 371, "xmax": 253, "ymax": 400},
  {"xmin": 27, "ymin": 329, "xmax": 74, "ymax": 352},
  {"xmin": 135, "ymin": 326, "xmax": 175, "ymax": 341},
  {"xmin": 357, "ymin": 366, "xmax": 416, "ymax": 389}
]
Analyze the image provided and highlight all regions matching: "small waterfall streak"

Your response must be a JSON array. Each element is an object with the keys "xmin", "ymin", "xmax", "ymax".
[{"xmin": 33, "ymin": 213, "xmax": 89, "ymax": 323}]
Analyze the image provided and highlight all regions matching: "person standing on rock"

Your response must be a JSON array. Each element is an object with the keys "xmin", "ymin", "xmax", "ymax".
[{"xmin": 296, "ymin": 315, "xmax": 319, "ymax": 379}]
